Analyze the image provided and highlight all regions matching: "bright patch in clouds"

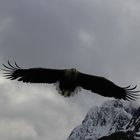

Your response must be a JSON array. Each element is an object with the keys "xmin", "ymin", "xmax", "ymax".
[
  {"xmin": 0, "ymin": 17, "xmax": 13, "ymax": 32},
  {"xmin": 78, "ymin": 30, "xmax": 95, "ymax": 47}
]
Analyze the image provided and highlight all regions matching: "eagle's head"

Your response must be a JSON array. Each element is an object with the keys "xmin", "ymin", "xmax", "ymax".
[
  {"xmin": 65, "ymin": 68, "xmax": 79, "ymax": 81},
  {"xmin": 70, "ymin": 68, "xmax": 78, "ymax": 73},
  {"xmin": 65, "ymin": 68, "xmax": 79, "ymax": 78}
]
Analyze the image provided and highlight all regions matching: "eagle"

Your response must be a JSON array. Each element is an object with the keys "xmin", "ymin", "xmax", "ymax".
[{"xmin": 1, "ymin": 61, "xmax": 139, "ymax": 101}]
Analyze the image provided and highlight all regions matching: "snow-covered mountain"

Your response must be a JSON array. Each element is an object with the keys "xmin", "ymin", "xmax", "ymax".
[{"xmin": 67, "ymin": 100, "xmax": 138, "ymax": 140}]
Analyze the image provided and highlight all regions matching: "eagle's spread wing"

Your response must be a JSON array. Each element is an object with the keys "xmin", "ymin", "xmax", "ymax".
[
  {"xmin": 78, "ymin": 72, "xmax": 140, "ymax": 101},
  {"xmin": 1, "ymin": 61, "xmax": 64, "ymax": 83},
  {"xmin": 1, "ymin": 61, "xmax": 140, "ymax": 101}
]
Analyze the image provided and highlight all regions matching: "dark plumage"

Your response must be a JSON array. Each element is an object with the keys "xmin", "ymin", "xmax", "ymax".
[{"xmin": 1, "ymin": 61, "xmax": 140, "ymax": 100}]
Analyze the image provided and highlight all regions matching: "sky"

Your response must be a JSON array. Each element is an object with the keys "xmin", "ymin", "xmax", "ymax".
[{"xmin": 0, "ymin": 0, "xmax": 140, "ymax": 140}]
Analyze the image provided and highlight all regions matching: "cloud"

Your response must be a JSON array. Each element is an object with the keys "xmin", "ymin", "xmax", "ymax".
[
  {"xmin": 0, "ymin": 119, "xmax": 37, "ymax": 140},
  {"xmin": 77, "ymin": 29, "xmax": 96, "ymax": 47}
]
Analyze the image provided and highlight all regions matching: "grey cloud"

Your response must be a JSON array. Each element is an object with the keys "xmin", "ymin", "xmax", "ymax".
[
  {"xmin": 0, "ymin": 119, "xmax": 37, "ymax": 140},
  {"xmin": 0, "ymin": 81, "xmax": 106, "ymax": 140}
]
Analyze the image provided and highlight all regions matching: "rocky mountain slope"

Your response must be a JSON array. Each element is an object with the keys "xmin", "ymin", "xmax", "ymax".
[{"xmin": 68, "ymin": 100, "xmax": 138, "ymax": 140}]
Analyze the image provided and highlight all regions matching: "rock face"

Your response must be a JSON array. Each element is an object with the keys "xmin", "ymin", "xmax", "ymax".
[{"xmin": 67, "ymin": 100, "xmax": 137, "ymax": 140}]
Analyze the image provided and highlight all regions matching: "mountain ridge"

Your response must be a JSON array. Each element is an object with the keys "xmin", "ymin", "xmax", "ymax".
[{"xmin": 68, "ymin": 100, "xmax": 138, "ymax": 140}]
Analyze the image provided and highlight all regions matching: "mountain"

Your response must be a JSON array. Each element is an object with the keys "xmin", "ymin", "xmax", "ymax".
[{"xmin": 67, "ymin": 100, "xmax": 138, "ymax": 140}]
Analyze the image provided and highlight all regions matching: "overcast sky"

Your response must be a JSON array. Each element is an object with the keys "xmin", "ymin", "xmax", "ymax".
[{"xmin": 0, "ymin": 0, "xmax": 140, "ymax": 140}]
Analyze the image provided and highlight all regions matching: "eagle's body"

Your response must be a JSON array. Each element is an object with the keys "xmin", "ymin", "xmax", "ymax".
[
  {"xmin": 1, "ymin": 61, "xmax": 140, "ymax": 101},
  {"xmin": 59, "ymin": 68, "xmax": 80, "ymax": 96}
]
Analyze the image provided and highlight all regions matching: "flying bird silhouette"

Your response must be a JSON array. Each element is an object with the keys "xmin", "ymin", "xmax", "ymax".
[{"xmin": 1, "ymin": 61, "xmax": 140, "ymax": 101}]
